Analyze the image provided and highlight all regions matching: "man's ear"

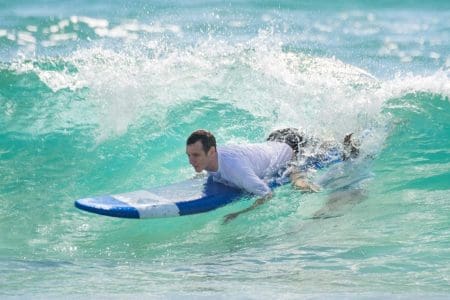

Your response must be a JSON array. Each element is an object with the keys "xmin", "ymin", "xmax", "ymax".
[{"xmin": 207, "ymin": 146, "xmax": 216, "ymax": 156}]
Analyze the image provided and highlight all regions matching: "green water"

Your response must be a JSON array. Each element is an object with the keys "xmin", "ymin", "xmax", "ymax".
[{"xmin": 1, "ymin": 0, "xmax": 450, "ymax": 298}]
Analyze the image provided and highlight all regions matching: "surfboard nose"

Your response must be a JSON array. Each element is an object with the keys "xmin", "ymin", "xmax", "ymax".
[{"xmin": 75, "ymin": 196, "xmax": 140, "ymax": 219}]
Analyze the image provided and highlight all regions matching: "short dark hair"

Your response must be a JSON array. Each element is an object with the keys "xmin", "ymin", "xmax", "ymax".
[{"xmin": 186, "ymin": 129, "xmax": 217, "ymax": 153}]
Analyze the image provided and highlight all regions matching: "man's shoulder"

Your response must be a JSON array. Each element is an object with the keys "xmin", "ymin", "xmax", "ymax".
[
  {"xmin": 217, "ymin": 145, "xmax": 254, "ymax": 173},
  {"xmin": 217, "ymin": 145, "xmax": 245, "ymax": 162},
  {"xmin": 219, "ymin": 141, "xmax": 278, "ymax": 150},
  {"xmin": 219, "ymin": 142, "xmax": 290, "ymax": 156}
]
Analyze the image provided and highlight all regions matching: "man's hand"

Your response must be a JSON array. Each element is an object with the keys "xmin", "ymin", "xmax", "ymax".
[
  {"xmin": 223, "ymin": 212, "xmax": 240, "ymax": 224},
  {"xmin": 292, "ymin": 178, "xmax": 320, "ymax": 193},
  {"xmin": 290, "ymin": 171, "xmax": 320, "ymax": 193},
  {"xmin": 222, "ymin": 193, "xmax": 272, "ymax": 224}
]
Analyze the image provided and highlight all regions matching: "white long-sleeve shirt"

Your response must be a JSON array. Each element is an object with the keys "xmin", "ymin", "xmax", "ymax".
[{"xmin": 207, "ymin": 142, "xmax": 293, "ymax": 196}]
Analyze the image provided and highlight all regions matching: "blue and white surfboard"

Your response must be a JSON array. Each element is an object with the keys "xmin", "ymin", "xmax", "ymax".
[
  {"xmin": 75, "ymin": 177, "xmax": 245, "ymax": 219},
  {"xmin": 75, "ymin": 148, "xmax": 344, "ymax": 219}
]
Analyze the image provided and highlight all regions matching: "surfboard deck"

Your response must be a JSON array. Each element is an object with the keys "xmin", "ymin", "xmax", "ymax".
[{"xmin": 75, "ymin": 176, "xmax": 248, "ymax": 219}]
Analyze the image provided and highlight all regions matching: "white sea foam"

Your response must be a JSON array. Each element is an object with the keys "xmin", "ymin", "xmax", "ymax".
[
  {"xmin": 36, "ymin": 70, "xmax": 86, "ymax": 92},
  {"xmin": 61, "ymin": 33, "xmax": 383, "ymax": 143},
  {"xmin": 76, "ymin": 16, "xmax": 109, "ymax": 28},
  {"xmin": 49, "ymin": 33, "xmax": 77, "ymax": 42},
  {"xmin": 7, "ymin": 35, "xmax": 377, "ymax": 141},
  {"xmin": 7, "ymin": 29, "xmax": 449, "ymax": 144},
  {"xmin": 382, "ymin": 70, "xmax": 450, "ymax": 100},
  {"xmin": 17, "ymin": 31, "xmax": 36, "ymax": 44}
]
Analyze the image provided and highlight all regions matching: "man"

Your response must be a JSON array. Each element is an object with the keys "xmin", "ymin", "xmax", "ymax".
[{"xmin": 186, "ymin": 128, "xmax": 358, "ymax": 222}]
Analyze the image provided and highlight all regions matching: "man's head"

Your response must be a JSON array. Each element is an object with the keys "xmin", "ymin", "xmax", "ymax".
[{"xmin": 186, "ymin": 129, "xmax": 217, "ymax": 172}]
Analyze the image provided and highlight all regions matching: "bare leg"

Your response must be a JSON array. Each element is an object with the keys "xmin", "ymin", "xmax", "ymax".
[{"xmin": 343, "ymin": 133, "xmax": 360, "ymax": 160}]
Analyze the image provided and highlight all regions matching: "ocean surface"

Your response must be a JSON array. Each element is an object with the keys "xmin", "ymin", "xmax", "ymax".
[{"xmin": 1, "ymin": 0, "xmax": 450, "ymax": 298}]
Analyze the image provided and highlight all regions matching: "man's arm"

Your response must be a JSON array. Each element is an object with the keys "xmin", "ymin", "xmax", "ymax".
[
  {"xmin": 223, "ymin": 192, "xmax": 272, "ymax": 223},
  {"xmin": 221, "ymin": 161, "xmax": 273, "ymax": 223}
]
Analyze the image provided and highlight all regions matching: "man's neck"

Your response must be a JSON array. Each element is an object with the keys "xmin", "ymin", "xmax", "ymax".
[{"xmin": 206, "ymin": 154, "xmax": 219, "ymax": 172}]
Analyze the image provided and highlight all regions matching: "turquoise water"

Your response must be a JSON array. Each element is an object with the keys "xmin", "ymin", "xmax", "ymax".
[{"xmin": 1, "ymin": 0, "xmax": 450, "ymax": 298}]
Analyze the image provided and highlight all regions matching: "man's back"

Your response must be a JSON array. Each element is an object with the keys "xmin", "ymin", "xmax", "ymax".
[{"xmin": 208, "ymin": 142, "xmax": 293, "ymax": 196}]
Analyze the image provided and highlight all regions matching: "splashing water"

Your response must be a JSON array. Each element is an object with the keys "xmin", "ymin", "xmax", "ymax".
[{"xmin": 1, "ymin": 1, "xmax": 450, "ymax": 298}]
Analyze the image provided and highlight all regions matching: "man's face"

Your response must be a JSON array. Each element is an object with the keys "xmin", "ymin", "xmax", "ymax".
[{"xmin": 186, "ymin": 141, "xmax": 214, "ymax": 172}]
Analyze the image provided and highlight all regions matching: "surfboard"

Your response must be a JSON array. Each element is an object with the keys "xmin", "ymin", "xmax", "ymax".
[
  {"xmin": 75, "ymin": 176, "xmax": 255, "ymax": 219},
  {"xmin": 74, "ymin": 148, "xmax": 345, "ymax": 219}
]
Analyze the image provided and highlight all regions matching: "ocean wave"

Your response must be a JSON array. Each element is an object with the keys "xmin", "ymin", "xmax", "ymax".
[{"xmin": 1, "ymin": 32, "xmax": 385, "ymax": 144}]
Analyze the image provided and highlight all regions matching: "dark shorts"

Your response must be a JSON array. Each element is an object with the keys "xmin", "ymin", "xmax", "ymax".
[{"xmin": 266, "ymin": 128, "xmax": 305, "ymax": 154}]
